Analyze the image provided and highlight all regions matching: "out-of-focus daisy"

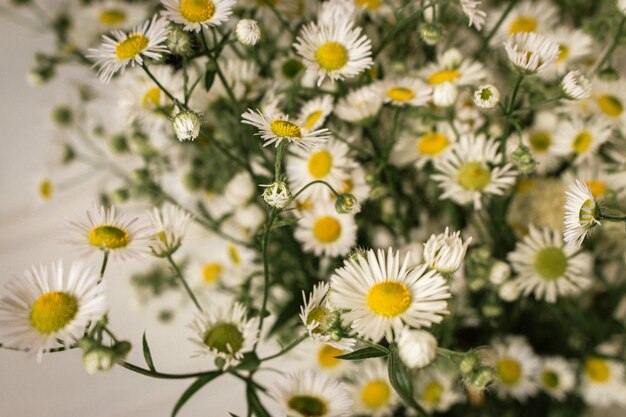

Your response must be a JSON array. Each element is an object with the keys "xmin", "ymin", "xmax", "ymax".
[
  {"xmin": 294, "ymin": 13, "xmax": 373, "ymax": 85},
  {"xmin": 580, "ymin": 356, "xmax": 626, "ymax": 407},
  {"xmin": 508, "ymin": 226, "xmax": 592, "ymax": 303},
  {"xmin": 414, "ymin": 369, "xmax": 464, "ymax": 413},
  {"xmin": 561, "ymin": 70, "xmax": 591, "ymax": 101},
  {"xmin": 294, "ymin": 204, "xmax": 357, "ymax": 257},
  {"xmin": 541, "ymin": 27, "xmax": 593, "ymax": 79},
  {"xmin": 348, "ymin": 359, "xmax": 398, "ymax": 417},
  {"xmin": 563, "ymin": 179, "xmax": 600, "ymax": 248},
  {"xmin": 380, "ymin": 77, "xmax": 432, "ymax": 107},
  {"xmin": 391, "ymin": 123, "xmax": 456, "ymax": 168},
  {"xmin": 521, "ymin": 111, "xmax": 561, "ymax": 174},
  {"xmin": 189, "ymin": 302, "xmax": 259, "ymax": 369},
  {"xmin": 337, "ymin": 164, "xmax": 371, "ymax": 204},
  {"xmin": 212, "ymin": 57, "xmax": 261, "ymax": 101},
  {"xmin": 397, "ymin": 327, "xmax": 438, "ymax": 369},
  {"xmin": 553, "ymin": 117, "xmax": 612, "ymax": 164},
  {"xmin": 271, "ymin": 370, "xmax": 352, "ymax": 417},
  {"xmin": 297, "ymin": 95, "xmax": 334, "ymax": 130},
  {"xmin": 486, "ymin": 0, "xmax": 558, "ymax": 44},
  {"xmin": 590, "ymin": 79, "xmax": 626, "ymax": 129},
  {"xmin": 538, "ymin": 357, "xmax": 576, "ymax": 400},
  {"xmin": 0, "ymin": 261, "xmax": 106, "ymax": 361},
  {"xmin": 292, "ymin": 339, "xmax": 351, "ymax": 376},
  {"xmin": 423, "ymin": 227, "xmax": 471, "ymax": 275},
  {"xmin": 161, "ymin": 0, "xmax": 234, "ymax": 32},
  {"xmin": 148, "ymin": 204, "xmax": 192, "ymax": 257},
  {"xmin": 66, "ymin": 205, "xmax": 153, "ymax": 261},
  {"xmin": 504, "ymin": 32, "xmax": 559, "ymax": 74},
  {"xmin": 506, "ymin": 178, "xmax": 566, "ymax": 236},
  {"xmin": 459, "ymin": 0, "xmax": 486, "ymax": 30},
  {"xmin": 88, "ymin": 16, "xmax": 169, "ymax": 83},
  {"xmin": 241, "ymin": 108, "xmax": 330, "ymax": 150},
  {"xmin": 421, "ymin": 49, "xmax": 486, "ymax": 97},
  {"xmin": 570, "ymin": 161, "xmax": 626, "ymax": 201},
  {"xmin": 432, "ymin": 134, "xmax": 517, "ymax": 210},
  {"xmin": 335, "ymin": 85, "xmax": 384, "ymax": 124},
  {"xmin": 492, "ymin": 336, "xmax": 540, "ymax": 401},
  {"xmin": 330, "ymin": 248, "xmax": 451, "ymax": 342}
]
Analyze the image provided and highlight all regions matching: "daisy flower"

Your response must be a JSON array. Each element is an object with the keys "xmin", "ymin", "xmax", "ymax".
[
  {"xmin": 330, "ymin": 248, "xmax": 451, "ymax": 342},
  {"xmin": 508, "ymin": 226, "xmax": 592, "ymax": 303},
  {"xmin": 189, "ymin": 302, "xmax": 259, "ymax": 369},
  {"xmin": 379, "ymin": 77, "xmax": 433, "ymax": 107},
  {"xmin": 423, "ymin": 227, "xmax": 471, "ymax": 274},
  {"xmin": 553, "ymin": 117, "xmax": 613, "ymax": 164},
  {"xmin": 571, "ymin": 161, "xmax": 626, "ymax": 201},
  {"xmin": 486, "ymin": 0, "xmax": 558, "ymax": 44},
  {"xmin": 337, "ymin": 164, "xmax": 371, "ymax": 204},
  {"xmin": 161, "ymin": 0, "xmax": 234, "ymax": 32},
  {"xmin": 492, "ymin": 336, "xmax": 540, "ymax": 401},
  {"xmin": 459, "ymin": 0, "xmax": 487, "ymax": 30},
  {"xmin": 88, "ymin": 16, "xmax": 169, "ymax": 83},
  {"xmin": 414, "ymin": 368, "xmax": 464, "ymax": 413},
  {"xmin": 541, "ymin": 27, "xmax": 593, "ymax": 79},
  {"xmin": 297, "ymin": 95, "xmax": 334, "ymax": 130},
  {"xmin": 65, "ymin": 205, "xmax": 153, "ymax": 261},
  {"xmin": 580, "ymin": 356, "xmax": 626, "ymax": 407},
  {"xmin": 561, "ymin": 70, "xmax": 591, "ymax": 101},
  {"xmin": 291, "ymin": 339, "xmax": 352, "ymax": 376},
  {"xmin": 521, "ymin": 111, "xmax": 561, "ymax": 174},
  {"xmin": 432, "ymin": 134, "xmax": 517, "ymax": 210},
  {"xmin": 241, "ymin": 108, "xmax": 330, "ymax": 150},
  {"xmin": 348, "ymin": 359, "xmax": 398, "ymax": 417},
  {"xmin": 421, "ymin": 49, "xmax": 486, "ymax": 98},
  {"xmin": 538, "ymin": 357, "xmax": 576, "ymax": 400},
  {"xmin": 148, "ymin": 204, "xmax": 192, "ymax": 257},
  {"xmin": 212, "ymin": 57, "xmax": 261, "ymax": 101},
  {"xmin": 0, "ymin": 261, "xmax": 106, "ymax": 361},
  {"xmin": 335, "ymin": 84, "xmax": 384, "ymax": 124},
  {"xmin": 271, "ymin": 370, "xmax": 352, "ymax": 417},
  {"xmin": 563, "ymin": 179, "xmax": 600, "ymax": 248},
  {"xmin": 391, "ymin": 123, "xmax": 456, "ymax": 168},
  {"xmin": 504, "ymin": 32, "xmax": 560, "ymax": 74},
  {"xmin": 294, "ymin": 14, "xmax": 373, "ymax": 86},
  {"xmin": 590, "ymin": 79, "xmax": 626, "ymax": 129},
  {"xmin": 294, "ymin": 203, "xmax": 357, "ymax": 257},
  {"xmin": 397, "ymin": 327, "xmax": 438, "ymax": 369}
]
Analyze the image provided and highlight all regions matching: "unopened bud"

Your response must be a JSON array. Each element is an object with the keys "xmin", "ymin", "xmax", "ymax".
[
  {"xmin": 335, "ymin": 193, "xmax": 361, "ymax": 214},
  {"xmin": 510, "ymin": 143, "xmax": 536, "ymax": 175},
  {"xmin": 420, "ymin": 22, "xmax": 442, "ymax": 46},
  {"xmin": 172, "ymin": 111, "xmax": 201, "ymax": 141}
]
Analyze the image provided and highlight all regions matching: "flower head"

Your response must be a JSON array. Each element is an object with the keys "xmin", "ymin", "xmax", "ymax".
[
  {"xmin": 563, "ymin": 179, "xmax": 600, "ymax": 247},
  {"xmin": 235, "ymin": 19, "xmax": 260, "ymax": 46},
  {"xmin": 148, "ymin": 204, "xmax": 192, "ymax": 256},
  {"xmin": 172, "ymin": 110, "xmax": 201, "ymax": 141},
  {"xmin": 504, "ymin": 32, "xmax": 559, "ymax": 74},
  {"xmin": 561, "ymin": 70, "xmax": 591, "ymax": 100},
  {"xmin": 423, "ymin": 228, "xmax": 472, "ymax": 274}
]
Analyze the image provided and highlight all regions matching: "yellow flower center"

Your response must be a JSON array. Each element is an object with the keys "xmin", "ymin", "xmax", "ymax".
[
  {"xmin": 423, "ymin": 382, "xmax": 443, "ymax": 405},
  {"xmin": 30, "ymin": 291, "xmax": 79, "ymax": 334},
  {"xmin": 418, "ymin": 132, "xmax": 449, "ymax": 156},
  {"xmin": 317, "ymin": 344, "xmax": 342, "ymax": 368},
  {"xmin": 142, "ymin": 87, "xmax": 161, "ymax": 109},
  {"xmin": 541, "ymin": 370, "xmax": 560, "ymax": 389},
  {"xmin": 361, "ymin": 380, "xmax": 391, "ymax": 409},
  {"xmin": 497, "ymin": 358, "xmax": 522, "ymax": 385},
  {"xmin": 597, "ymin": 95, "xmax": 624, "ymax": 117},
  {"xmin": 586, "ymin": 180, "xmax": 606, "ymax": 197},
  {"xmin": 308, "ymin": 150, "xmax": 333, "ymax": 179},
  {"xmin": 534, "ymin": 246, "xmax": 567, "ymax": 281},
  {"xmin": 271, "ymin": 119, "xmax": 302, "ymax": 138},
  {"xmin": 203, "ymin": 322, "xmax": 244, "ymax": 353},
  {"xmin": 584, "ymin": 358, "xmax": 611, "ymax": 383},
  {"xmin": 88, "ymin": 225, "xmax": 129, "ymax": 249},
  {"xmin": 179, "ymin": 0, "xmax": 215, "ymax": 23},
  {"xmin": 509, "ymin": 16, "xmax": 537, "ymax": 33},
  {"xmin": 115, "ymin": 34, "xmax": 149, "ymax": 60},
  {"xmin": 428, "ymin": 69, "xmax": 460, "ymax": 85},
  {"xmin": 313, "ymin": 216, "xmax": 342, "ymax": 243},
  {"xmin": 228, "ymin": 245, "xmax": 241, "ymax": 265},
  {"xmin": 316, "ymin": 42, "xmax": 349, "ymax": 71},
  {"xmin": 99, "ymin": 9, "xmax": 127, "ymax": 26},
  {"xmin": 572, "ymin": 131, "xmax": 592, "ymax": 154},
  {"xmin": 366, "ymin": 281, "xmax": 411, "ymax": 317},
  {"xmin": 355, "ymin": 0, "xmax": 381, "ymax": 9},
  {"xmin": 306, "ymin": 305, "xmax": 329, "ymax": 334},
  {"xmin": 458, "ymin": 162, "xmax": 491, "ymax": 191},
  {"xmin": 387, "ymin": 87, "xmax": 415, "ymax": 102},
  {"xmin": 288, "ymin": 395, "xmax": 328, "ymax": 417},
  {"xmin": 556, "ymin": 45, "xmax": 570, "ymax": 63},
  {"xmin": 202, "ymin": 262, "xmax": 222, "ymax": 284},
  {"xmin": 304, "ymin": 110, "xmax": 323, "ymax": 129},
  {"xmin": 39, "ymin": 178, "xmax": 54, "ymax": 200},
  {"xmin": 529, "ymin": 131, "xmax": 552, "ymax": 152}
]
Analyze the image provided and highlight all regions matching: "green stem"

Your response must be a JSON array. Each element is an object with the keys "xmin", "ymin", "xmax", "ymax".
[
  {"xmin": 167, "ymin": 254, "xmax": 203, "ymax": 312},
  {"xmin": 118, "ymin": 360, "xmax": 221, "ymax": 380},
  {"xmin": 255, "ymin": 208, "xmax": 277, "ymax": 347},
  {"xmin": 97, "ymin": 251, "xmax": 109, "ymax": 285},
  {"xmin": 141, "ymin": 64, "xmax": 180, "ymax": 107},
  {"xmin": 595, "ymin": 17, "xmax": 626, "ymax": 73},
  {"xmin": 506, "ymin": 74, "xmax": 525, "ymax": 115},
  {"xmin": 259, "ymin": 333, "xmax": 308, "ymax": 362},
  {"xmin": 291, "ymin": 180, "xmax": 341, "ymax": 201},
  {"xmin": 598, "ymin": 214, "xmax": 626, "ymax": 222},
  {"xmin": 260, "ymin": 0, "xmax": 295, "ymax": 37},
  {"xmin": 477, "ymin": 1, "xmax": 515, "ymax": 56}
]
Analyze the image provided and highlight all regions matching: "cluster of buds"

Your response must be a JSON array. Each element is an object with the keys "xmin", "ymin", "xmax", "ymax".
[{"xmin": 79, "ymin": 337, "xmax": 131, "ymax": 375}]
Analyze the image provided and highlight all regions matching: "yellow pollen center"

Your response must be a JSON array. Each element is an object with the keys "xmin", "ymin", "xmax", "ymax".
[
  {"xmin": 99, "ymin": 9, "xmax": 127, "ymax": 26},
  {"xmin": 458, "ymin": 162, "xmax": 491, "ymax": 191},
  {"xmin": 509, "ymin": 16, "xmax": 538, "ymax": 33},
  {"xmin": 366, "ymin": 281, "xmax": 411, "ymax": 317},
  {"xmin": 271, "ymin": 119, "xmax": 302, "ymax": 138},
  {"xmin": 497, "ymin": 358, "xmax": 522, "ymax": 385},
  {"xmin": 317, "ymin": 345, "xmax": 342, "ymax": 368},
  {"xmin": 572, "ymin": 131, "xmax": 592, "ymax": 154},
  {"xmin": 557, "ymin": 45, "xmax": 570, "ymax": 63},
  {"xmin": 202, "ymin": 262, "xmax": 222, "ymax": 284},
  {"xmin": 308, "ymin": 151, "xmax": 333, "ymax": 179},
  {"xmin": 304, "ymin": 110, "xmax": 323, "ymax": 129},
  {"xmin": 39, "ymin": 178, "xmax": 54, "ymax": 200},
  {"xmin": 361, "ymin": 380, "xmax": 391, "ymax": 409},
  {"xmin": 418, "ymin": 132, "xmax": 449, "ymax": 155},
  {"xmin": 88, "ymin": 225, "xmax": 130, "ymax": 249},
  {"xmin": 316, "ymin": 42, "xmax": 349, "ymax": 71},
  {"xmin": 30, "ymin": 291, "xmax": 79, "ymax": 334},
  {"xmin": 142, "ymin": 87, "xmax": 161, "ymax": 109},
  {"xmin": 586, "ymin": 180, "xmax": 606, "ymax": 197},
  {"xmin": 428, "ymin": 69, "xmax": 460, "ymax": 85},
  {"xmin": 584, "ymin": 358, "xmax": 611, "ymax": 383},
  {"xmin": 387, "ymin": 87, "xmax": 415, "ymax": 102},
  {"xmin": 529, "ymin": 131, "xmax": 552, "ymax": 152},
  {"xmin": 423, "ymin": 382, "xmax": 443, "ymax": 405},
  {"xmin": 313, "ymin": 216, "xmax": 342, "ymax": 243},
  {"xmin": 179, "ymin": 0, "xmax": 215, "ymax": 23},
  {"xmin": 115, "ymin": 34, "xmax": 149, "ymax": 60},
  {"xmin": 355, "ymin": 0, "xmax": 381, "ymax": 9},
  {"xmin": 597, "ymin": 95, "xmax": 624, "ymax": 117}
]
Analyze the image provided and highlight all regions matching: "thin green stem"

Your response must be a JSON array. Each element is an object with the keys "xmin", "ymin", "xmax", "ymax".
[
  {"xmin": 598, "ymin": 214, "xmax": 626, "ymax": 222},
  {"xmin": 141, "ymin": 64, "xmax": 180, "ymax": 107},
  {"xmin": 506, "ymin": 74, "xmax": 525, "ymax": 115},
  {"xmin": 259, "ymin": 333, "xmax": 308, "ymax": 362},
  {"xmin": 97, "ymin": 251, "xmax": 109, "ymax": 285},
  {"xmin": 118, "ymin": 360, "xmax": 221, "ymax": 380},
  {"xmin": 477, "ymin": 1, "xmax": 515, "ymax": 57},
  {"xmin": 595, "ymin": 17, "xmax": 626, "ymax": 73},
  {"xmin": 260, "ymin": 0, "xmax": 295, "ymax": 37},
  {"xmin": 167, "ymin": 254, "xmax": 203, "ymax": 312},
  {"xmin": 255, "ymin": 208, "xmax": 277, "ymax": 347},
  {"xmin": 291, "ymin": 180, "xmax": 342, "ymax": 201}
]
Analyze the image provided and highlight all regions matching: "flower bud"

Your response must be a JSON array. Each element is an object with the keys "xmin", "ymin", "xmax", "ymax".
[
  {"xmin": 499, "ymin": 281, "xmax": 520, "ymax": 302},
  {"xmin": 510, "ymin": 143, "xmax": 536, "ymax": 175},
  {"xmin": 235, "ymin": 19, "xmax": 261, "ymax": 46},
  {"xmin": 335, "ymin": 193, "xmax": 361, "ymax": 214},
  {"xmin": 468, "ymin": 366, "xmax": 495, "ymax": 390},
  {"xmin": 51, "ymin": 104, "xmax": 74, "ymax": 128},
  {"xmin": 473, "ymin": 84, "xmax": 500, "ymax": 109},
  {"xmin": 172, "ymin": 111, "xmax": 201, "ymax": 141},
  {"xmin": 397, "ymin": 328, "xmax": 438, "ymax": 369},
  {"xmin": 489, "ymin": 261, "xmax": 511, "ymax": 285},
  {"xmin": 420, "ymin": 22, "xmax": 442, "ymax": 46},
  {"xmin": 262, "ymin": 181, "xmax": 291, "ymax": 208},
  {"xmin": 166, "ymin": 25, "xmax": 192, "ymax": 55},
  {"xmin": 423, "ymin": 228, "xmax": 471, "ymax": 274},
  {"xmin": 561, "ymin": 70, "xmax": 591, "ymax": 101}
]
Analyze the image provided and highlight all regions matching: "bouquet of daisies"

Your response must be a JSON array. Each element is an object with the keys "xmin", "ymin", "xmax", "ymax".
[{"xmin": 2, "ymin": 0, "xmax": 626, "ymax": 416}]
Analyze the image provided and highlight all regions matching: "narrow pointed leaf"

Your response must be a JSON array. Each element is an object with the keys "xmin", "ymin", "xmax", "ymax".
[
  {"xmin": 335, "ymin": 346, "xmax": 389, "ymax": 361},
  {"xmin": 142, "ymin": 332, "xmax": 156, "ymax": 372},
  {"xmin": 246, "ymin": 384, "xmax": 271, "ymax": 417},
  {"xmin": 172, "ymin": 371, "xmax": 221, "ymax": 417}
]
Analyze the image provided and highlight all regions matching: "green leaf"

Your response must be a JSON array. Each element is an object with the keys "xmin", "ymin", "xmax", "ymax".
[
  {"xmin": 172, "ymin": 371, "xmax": 221, "ymax": 417},
  {"xmin": 228, "ymin": 413, "xmax": 240, "ymax": 417},
  {"xmin": 387, "ymin": 344, "xmax": 428, "ymax": 417},
  {"xmin": 335, "ymin": 346, "xmax": 389, "ymax": 361},
  {"xmin": 204, "ymin": 62, "xmax": 217, "ymax": 92},
  {"xmin": 246, "ymin": 384, "xmax": 272, "ymax": 417},
  {"xmin": 270, "ymin": 218, "xmax": 299, "ymax": 229},
  {"xmin": 142, "ymin": 332, "xmax": 156, "ymax": 372},
  {"xmin": 235, "ymin": 352, "xmax": 261, "ymax": 372}
]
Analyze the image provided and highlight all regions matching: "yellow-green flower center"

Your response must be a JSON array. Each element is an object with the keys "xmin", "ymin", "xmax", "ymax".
[
  {"xmin": 423, "ymin": 382, "xmax": 443, "ymax": 405},
  {"xmin": 313, "ymin": 216, "xmax": 342, "ymax": 243},
  {"xmin": 541, "ymin": 370, "xmax": 560, "ymax": 389},
  {"xmin": 366, "ymin": 281, "xmax": 411, "ymax": 317},
  {"xmin": 497, "ymin": 358, "xmax": 522, "ymax": 385},
  {"xmin": 203, "ymin": 322, "xmax": 244, "ymax": 354},
  {"xmin": 584, "ymin": 358, "xmax": 610, "ymax": 383},
  {"xmin": 39, "ymin": 178, "xmax": 54, "ymax": 200},
  {"xmin": 361, "ymin": 380, "xmax": 391, "ymax": 409},
  {"xmin": 529, "ymin": 131, "xmax": 551, "ymax": 152},
  {"xmin": 142, "ymin": 87, "xmax": 161, "ymax": 109},
  {"xmin": 228, "ymin": 244, "xmax": 241, "ymax": 265},
  {"xmin": 597, "ymin": 95, "xmax": 624, "ymax": 118},
  {"xmin": 115, "ymin": 34, "xmax": 149, "ymax": 60},
  {"xmin": 355, "ymin": 0, "xmax": 381, "ymax": 9},
  {"xmin": 572, "ymin": 131, "xmax": 592, "ymax": 154},
  {"xmin": 418, "ymin": 132, "xmax": 449, "ymax": 156},
  {"xmin": 99, "ymin": 9, "xmax": 127, "ymax": 26},
  {"xmin": 88, "ymin": 225, "xmax": 130, "ymax": 249},
  {"xmin": 304, "ymin": 110, "xmax": 323, "ymax": 129},
  {"xmin": 288, "ymin": 395, "xmax": 328, "ymax": 417},
  {"xmin": 308, "ymin": 150, "xmax": 333, "ymax": 179},
  {"xmin": 202, "ymin": 262, "xmax": 222, "ymax": 284},
  {"xmin": 30, "ymin": 291, "xmax": 79, "ymax": 334},
  {"xmin": 316, "ymin": 42, "xmax": 349, "ymax": 71},
  {"xmin": 509, "ymin": 16, "xmax": 537, "ymax": 33},
  {"xmin": 317, "ymin": 344, "xmax": 342, "ymax": 368},
  {"xmin": 428, "ymin": 69, "xmax": 460, "ymax": 85},
  {"xmin": 534, "ymin": 246, "xmax": 567, "ymax": 281},
  {"xmin": 271, "ymin": 119, "xmax": 302, "ymax": 138},
  {"xmin": 387, "ymin": 87, "xmax": 415, "ymax": 102},
  {"xmin": 556, "ymin": 45, "xmax": 569, "ymax": 63},
  {"xmin": 179, "ymin": 0, "xmax": 215, "ymax": 23},
  {"xmin": 306, "ymin": 305, "xmax": 330, "ymax": 334},
  {"xmin": 458, "ymin": 162, "xmax": 491, "ymax": 191}
]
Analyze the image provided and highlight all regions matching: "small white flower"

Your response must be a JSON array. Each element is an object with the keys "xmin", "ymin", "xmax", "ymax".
[
  {"xmin": 348, "ymin": 359, "xmax": 399, "ymax": 417},
  {"xmin": 380, "ymin": 77, "xmax": 433, "ymax": 107},
  {"xmin": 459, "ymin": 0, "xmax": 487, "ymax": 30},
  {"xmin": 335, "ymin": 85, "xmax": 383, "ymax": 123},
  {"xmin": 492, "ymin": 336, "xmax": 540, "ymax": 401},
  {"xmin": 563, "ymin": 179, "xmax": 600, "ymax": 248},
  {"xmin": 561, "ymin": 70, "xmax": 591, "ymax": 100},
  {"xmin": 423, "ymin": 228, "xmax": 471, "ymax": 274},
  {"xmin": 235, "ymin": 19, "xmax": 260, "ymax": 46},
  {"xmin": 538, "ymin": 357, "xmax": 576, "ymax": 400},
  {"xmin": 172, "ymin": 110, "xmax": 201, "ymax": 141},
  {"xmin": 161, "ymin": 0, "xmax": 235, "ymax": 32},
  {"xmin": 499, "ymin": 281, "xmax": 520, "ymax": 302},
  {"xmin": 580, "ymin": 356, "xmax": 626, "ymax": 407},
  {"xmin": 294, "ymin": 203, "xmax": 357, "ymax": 257},
  {"xmin": 504, "ymin": 32, "xmax": 559, "ymax": 74},
  {"xmin": 262, "ymin": 181, "xmax": 291, "ymax": 209},
  {"xmin": 473, "ymin": 84, "xmax": 500, "ymax": 109},
  {"xmin": 148, "ymin": 204, "xmax": 192, "ymax": 256},
  {"xmin": 397, "ymin": 327, "xmax": 438, "ymax": 369}
]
